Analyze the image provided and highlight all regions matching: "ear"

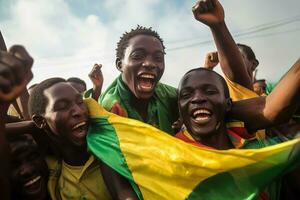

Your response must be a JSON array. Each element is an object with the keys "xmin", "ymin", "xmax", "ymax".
[
  {"xmin": 115, "ymin": 58, "xmax": 123, "ymax": 72},
  {"xmin": 32, "ymin": 114, "xmax": 47, "ymax": 129},
  {"xmin": 225, "ymin": 98, "xmax": 232, "ymax": 113},
  {"xmin": 252, "ymin": 59, "xmax": 259, "ymax": 68}
]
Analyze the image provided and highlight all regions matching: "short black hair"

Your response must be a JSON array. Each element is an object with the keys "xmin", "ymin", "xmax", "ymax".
[
  {"xmin": 116, "ymin": 25, "xmax": 165, "ymax": 60},
  {"xmin": 237, "ymin": 43, "xmax": 259, "ymax": 64},
  {"xmin": 179, "ymin": 68, "xmax": 230, "ymax": 99},
  {"xmin": 28, "ymin": 83, "xmax": 38, "ymax": 90},
  {"xmin": 67, "ymin": 77, "xmax": 86, "ymax": 89},
  {"xmin": 253, "ymin": 79, "xmax": 266, "ymax": 84},
  {"xmin": 28, "ymin": 78, "xmax": 66, "ymax": 117}
]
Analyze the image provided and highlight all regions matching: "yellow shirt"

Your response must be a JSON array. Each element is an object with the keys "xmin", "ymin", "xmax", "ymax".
[
  {"xmin": 225, "ymin": 76, "xmax": 265, "ymax": 139},
  {"xmin": 224, "ymin": 76, "xmax": 258, "ymax": 101},
  {"xmin": 46, "ymin": 155, "xmax": 112, "ymax": 200}
]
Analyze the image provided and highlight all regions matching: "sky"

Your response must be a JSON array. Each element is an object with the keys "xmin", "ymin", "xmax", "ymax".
[{"xmin": 0, "ymin": 0, "xmax": 299, "ymax": 89}]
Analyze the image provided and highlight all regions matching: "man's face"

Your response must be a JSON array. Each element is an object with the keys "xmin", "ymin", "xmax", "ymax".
[
  {"xmin": 43, "ymin": 82, "xmax": 88, "ymax": 147},
  {"xmin": 120, "ymin": 34, "xmax": 165, "ymax": 99},
  {"xmin": 253, "ymin": 82, "xmax": 266, "ymax": 96},
  {"xmin": 239, "ymin": 48, "xmax": 258, "ymax": 81},
  {"xmin": 10, "ymin": 137, "xmax": 48, "ymax": 200},
  {"xmin": 178, "ymin": 70, "xmax": 229, "ymax": 139}
]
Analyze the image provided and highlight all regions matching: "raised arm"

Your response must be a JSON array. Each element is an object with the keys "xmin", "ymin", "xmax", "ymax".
[
  {"xmin": 193, "ymin": 0, "xmax": 252, "ymax": 90},
  {"xmin": 0, "ymin": 39, "xmax": 34, "ymax": 200},
  {"xmin": 88, "ymin": 63, "xmax": 103, "ymax": 101},
  {"xmin": 230, "ymin": 58, "xmax": 300, "ymax": 132}
]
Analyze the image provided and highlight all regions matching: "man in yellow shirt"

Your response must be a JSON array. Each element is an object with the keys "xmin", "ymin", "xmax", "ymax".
[{"xmin": 28, "ymin": 78, "xmax": 112, "ymax": 200}]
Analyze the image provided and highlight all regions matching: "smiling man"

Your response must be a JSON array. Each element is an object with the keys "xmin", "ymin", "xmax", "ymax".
[
  {"xmin": 100, "ymin": 25, "xmax": 178, "ymax": 135},
  {"xmin": 28, "ymin": 78, "xmax": 112, "ymax": 200},
  {"xmin": 9, "ymin": 134, "xmax": 49, "ymax": 200}
]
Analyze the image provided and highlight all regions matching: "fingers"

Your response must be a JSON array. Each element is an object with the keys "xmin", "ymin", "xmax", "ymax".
[
  {"xmin": 0, "ymin": 45, "xmax": 33, "ymax": 102},
  {"xmin": 89, "ymin": 63, "xmax": 103, "ymax": 79},
  {"xmin": 9, "ymin": 45, "xmax": 34, "ymax": 71},
  {"xmin": 193, "ymin": 0, "xmax": 216, "ymax": 14},
  {"xmin": 0, "ymin": 51, "xmax": 25, "ymax": 84},
  {"xmin": 209, "ymin": 51, "xmax": 219, "ymax": 62}
]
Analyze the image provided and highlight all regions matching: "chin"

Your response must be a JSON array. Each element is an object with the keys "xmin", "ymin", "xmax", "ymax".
[
  {"xmin": 134, "ymin": 90, "xmax": 154, "ymax": 100},
  {"xmin": 189, "ymin": 126, "xmax": 216, "ymax": 138}
]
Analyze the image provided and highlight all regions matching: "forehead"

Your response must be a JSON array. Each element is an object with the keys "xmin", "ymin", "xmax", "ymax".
[
  {"xmin": 126, "ymin": 34, "xmax": 164, "ymax": 52},
  {"xmin": 44, "ymin": 82, "xmax": 79, "ymax": 102},
  {"xmin": 69, "ymin": 82, "xmax": 86, "ymax": 93},
  {"xmin": 253, "ymin": 82, "xmax": 266, "ymax": 86},
  {"xmin": 179, "ymin": 70, "xmax": 225, "ymax": 91}
]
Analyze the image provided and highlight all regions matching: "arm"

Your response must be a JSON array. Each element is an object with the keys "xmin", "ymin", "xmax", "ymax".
[
  {"xmin": 14, "ymin": 89, "xmax": 30, "ymax": 119},
  {"xmin": 88, "ymin": 64, "xmax": 103, "ymax": 101},
  {"xmin": 0, "ymin": 39, "xmax": 33, "ymax": 200},
  {"xmin": 100, "ymin": 162, "xmax": 138, "ymax": 200},
  {"xmin": 5, "ymin": 120, "xmax": 38, "ymax": 135},
  {"xmin": 193, "ymin": 0, "xmax": 252, "ymax": 89},
  {"xmin": 229, "ymin": 58, "xmax": 300, "ymax": 132}
]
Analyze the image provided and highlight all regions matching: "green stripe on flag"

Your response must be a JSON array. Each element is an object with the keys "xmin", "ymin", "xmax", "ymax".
[
  {"xmin": 187, "ymin": 144, "xmax": 297, "ymax": 200},
  {"xmin": 87, "ymin": 117, "xmax": 143, "ymax": 200}
]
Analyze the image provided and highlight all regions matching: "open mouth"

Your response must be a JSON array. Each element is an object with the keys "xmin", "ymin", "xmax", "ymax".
[
  {"xmin": 192, "ymin": 108, "xmax": 212, "ymax": 124},
  {"xmin": 137, "ymin": 73, "xmax": 156, "ymax": 92},
  {"xmin": 72, "ymin": 121, "xmax": 87, "ymax": 138},
  {"xmin": 23, "ymin": 175, "xmax": 42, "ymax": 195}
]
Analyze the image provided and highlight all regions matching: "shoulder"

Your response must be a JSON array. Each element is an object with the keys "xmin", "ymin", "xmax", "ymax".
[{"xmin": 155, "ymin": 82, "xmax": 177, "ymax": 99}]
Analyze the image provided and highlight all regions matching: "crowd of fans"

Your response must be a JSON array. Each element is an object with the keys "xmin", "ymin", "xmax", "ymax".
[{"xmin": 1, "ymin": 0, "xmax": 299, "ymax": 199}]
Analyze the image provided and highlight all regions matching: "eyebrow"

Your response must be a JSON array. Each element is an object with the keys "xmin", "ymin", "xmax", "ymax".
[{"xmin": 131, "ymin": 47, "xmax": 165, "ymax": 54}]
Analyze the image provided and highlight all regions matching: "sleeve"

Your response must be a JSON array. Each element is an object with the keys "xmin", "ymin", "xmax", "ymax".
[{"xmin": 224, "ymin": 76, "xmax": 258, "ymax": 101}]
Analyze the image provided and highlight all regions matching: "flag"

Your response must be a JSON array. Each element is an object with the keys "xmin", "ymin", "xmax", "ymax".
[{"xmin": 85, "ymin": 98, "xmax": 300, "ymax": 200}]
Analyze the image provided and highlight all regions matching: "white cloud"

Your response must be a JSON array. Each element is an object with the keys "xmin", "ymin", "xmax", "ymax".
[{"xmin": 0, "ymin": 0, "xmax": 299, "ymax": 89}]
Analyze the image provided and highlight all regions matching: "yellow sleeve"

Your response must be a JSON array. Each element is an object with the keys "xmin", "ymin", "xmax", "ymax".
[
  {"xmin": 224, "ymin": 76, "xmax": 266, "ymax": 139},
  {"xmin": 224, "ymin": 76, "xmax": 258, "ymax": 101}
]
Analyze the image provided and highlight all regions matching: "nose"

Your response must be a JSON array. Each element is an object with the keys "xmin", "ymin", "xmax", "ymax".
[
  {"xmin": 142, "ymin": 56, "xmax": 156, "ymax": 70},
  {"xmin": 191, "ymin": 90, "xmax": 206, "ymax": 104},
  {"xmin": 72, "ymin": 103, "xmax": 87, "ymax": 118},
  {"xmin": 19, "ymin": 163, "xmax": 34, "ymax": 178}
]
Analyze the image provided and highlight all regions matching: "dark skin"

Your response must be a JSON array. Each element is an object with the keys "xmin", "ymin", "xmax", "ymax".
[
  {"xmin": 194, "ymin": 0, "xmax": 253, "ymax": 90},
  {"xmin": 88, "ymin": 63, "xmax": 103, "ymax": 101},
  {"xmin": 116, "ymin": 34, "xmax": 165, "ymax": 121},
  {"xmin": 253, "ymin": 81, "xmax": 266, "ymax": 96},
  {"xmin": 10, "ymin": 136, "xmax": 49, "ymax": 200},
  {"xmin": 178, "ymin": 70, "xmax": 233, "ymax": 149},
  {"xmin": 32, "ymin": 82, "xmax": 89, "ymax": 166},
  {"xmin": 0, "ymin": 32, "xmax": 33, "ymax": 200},
  {"xmin": 68, "ymin": 81, "xmax": 86, "ymax": 94},
  {"xmin": 179, "ymin": 57, "xmax": 300, "ymax": 149},
  {"xmin": 32, "ymin": 82, "xmax": 138, "ymax": 199}
]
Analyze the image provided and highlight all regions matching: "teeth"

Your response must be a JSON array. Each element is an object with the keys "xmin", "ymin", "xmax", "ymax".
[
  {"xmin": 72, "ymin": 122, "xmax": 86, "ymax": 130},
  {"xmin": 193, "ymin": 109, "xmax": 211, "ymax": 117},
  {"xmin": 140, "ymin": 74, "xmax": 155, "ymax": 79},
  {"xmin": 24, "ymin": 176, "xmax": 41, "ymax": 187},
  {"xmin": 195, "ymin": 116, "xmax": 209, "ymax": 121}
]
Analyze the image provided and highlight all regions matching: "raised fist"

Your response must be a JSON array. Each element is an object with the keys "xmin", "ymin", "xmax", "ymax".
[
  {"xmin": 88, "ymin": 63, "xmax": 103, "ymax": 89},
  {"xmin": 0, "ymin": 45, "xmax": 33, "ymax": 102},
  {"xmin": 192, "ymin": 0, "xmax": 225, "ymax": 27},
  {"xmin": 203, "ymin": 51, "xmax": 219, "ymax": 70}
]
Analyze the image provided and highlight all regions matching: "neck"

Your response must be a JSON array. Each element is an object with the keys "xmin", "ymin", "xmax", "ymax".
[
  {"xmin": 131, "ymin": 97, "xmax": 149, "ymax": 121},
  {"xmin": 195, "ymin": 124, "xmax": 234, "ymax": 150},
  {"xmin": 61, "ymin": 143, "xmax": 90, "ymax": 166}
]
